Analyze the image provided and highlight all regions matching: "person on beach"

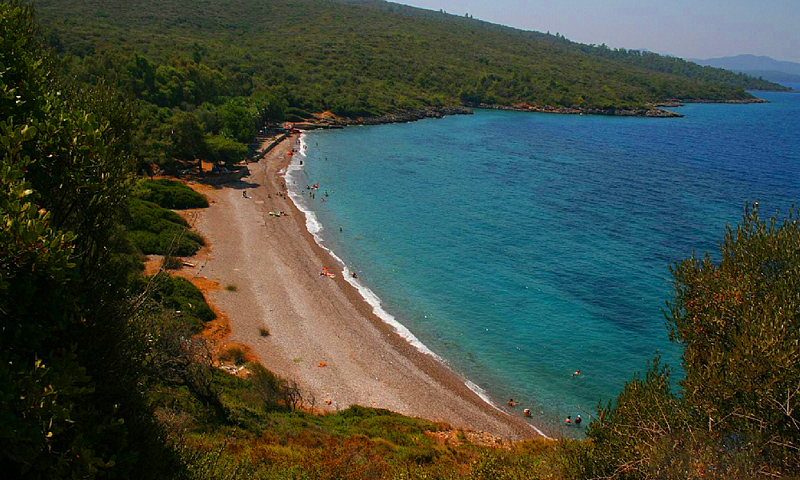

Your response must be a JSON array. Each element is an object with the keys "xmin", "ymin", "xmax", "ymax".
[
  {"xmin": 575, "ymin": 415, "xmax": 582, "ymax": 426},
  {"xmin": 242, "ymin": 190, "xmax": 248, "ymax": 198},
  {"xmin": 565, "ymin": 415, "xmax": 572, "ymax": 426}
]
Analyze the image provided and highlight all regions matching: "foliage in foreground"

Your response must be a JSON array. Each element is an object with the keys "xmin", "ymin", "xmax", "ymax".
[
  {"xmin": 1, "ymin": 3, "xmax": 176, "ymax": 477},
  {"xmin": 586, "ymin": 206, "xmax": 800, "ymax": 478}
]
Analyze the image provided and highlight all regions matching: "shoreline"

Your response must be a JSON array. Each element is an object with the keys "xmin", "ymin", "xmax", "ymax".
[
  {"xmin": 193, "ymin": 133, "xmax": 547, "ymax": 440},
  {"xmin": 287, "ymin": 95, "xmax": 776, "ymax": 131},
  {"xmin": 285, "ymin": 135, "xmax": 520, "ymax": 418}
]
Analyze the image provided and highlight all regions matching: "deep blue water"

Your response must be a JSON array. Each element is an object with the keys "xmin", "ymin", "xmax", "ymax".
[{"xmin": 287, "ymin": 90, "xmax": 800, "ymax": 435}]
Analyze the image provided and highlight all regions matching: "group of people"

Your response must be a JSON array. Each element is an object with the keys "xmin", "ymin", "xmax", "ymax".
[
  {"xmin": 305, "ymin": 183, "xmax": 332, "ymax": 203},
  {"xmin": 509, "ymin": 399, "xmax": 584, "ymax": 427},
  {"xmin": 565, "ymin": 415, "xmax": 582, "ymax": 426},
  {"xmin": 509, "ymin": 369, "xmax": 585, "ymax": 425}
]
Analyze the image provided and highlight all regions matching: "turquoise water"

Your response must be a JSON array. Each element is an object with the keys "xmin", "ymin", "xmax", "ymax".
[{"xmin": 287, "ymin": 90, "xmax": 800, "ymax": 435}]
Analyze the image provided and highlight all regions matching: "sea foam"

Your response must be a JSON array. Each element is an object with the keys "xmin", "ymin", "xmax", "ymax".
[
  {"xmin": 286, "ymin": 134, "xmax": 440, "ymax": 359},
  {"xmin": 283, "ymin": 133, "xmax": 538, "ymax": 425}
]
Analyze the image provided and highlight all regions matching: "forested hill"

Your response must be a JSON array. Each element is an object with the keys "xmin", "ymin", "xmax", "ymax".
[
  {"xmin": 35, "ymin": 0, "xmax": 785, "ymax": 121},
  {"xmin": 335, "ymin": 0, "xmax": 791, "ymax": 93}
]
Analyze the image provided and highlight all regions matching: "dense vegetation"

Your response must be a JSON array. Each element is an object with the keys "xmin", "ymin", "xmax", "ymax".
[
  {"xmin": 126, "ymin": 198, "xmax": 205, "ymax": 256},
  {"xmin": 32, "ymin": 0, "xmax": 788, "ymax": 171},
  {"xmin": 4, "ymin": 2, "xmax": 800, "ymax": 479},
  {"xmin": 134, "ymin": 179, "xmax": 209, "ymax": 209},
  {"xmin": 338, "ymin": 0, "xmax": 791, "ymax": 93}
]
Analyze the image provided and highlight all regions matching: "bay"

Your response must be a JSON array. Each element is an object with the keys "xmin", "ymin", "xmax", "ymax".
[{"xmin": 287, "ymin": 90, "xmax": 800, "ymax": 434}]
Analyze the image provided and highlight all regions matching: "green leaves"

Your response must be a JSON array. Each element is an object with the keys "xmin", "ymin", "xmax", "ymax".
[
  {"xmin": 668, "ymin": 205, "xmax": 800, "ymax": 444},
  {"xmin": 589, "ymin": 206, "xmax": 800, "ymax": 478}
]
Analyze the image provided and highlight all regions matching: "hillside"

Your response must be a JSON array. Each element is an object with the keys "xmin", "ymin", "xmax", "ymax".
[
  {"xmin": 690, "ymin": 54, "xmax": 800, "ymax": 85},
  {"xmin": 691, "ymin": 54, "xmax": 800, "ymax": 76},
  {"xmin": 35, "ymin": 0, "xmax": 785, "ymax": 118},
  {"xmin": 335, "ymin": 0, "xmax": 790, "ymax": 93}
]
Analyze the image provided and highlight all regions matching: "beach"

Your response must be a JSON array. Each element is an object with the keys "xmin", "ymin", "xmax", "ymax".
[{"xmin": 193, "ymin": 134, "xmax": 542, "ymax": 440}]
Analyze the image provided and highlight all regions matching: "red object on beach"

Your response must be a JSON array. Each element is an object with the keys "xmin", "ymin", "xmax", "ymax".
[
  {"xmin": 322, "ymin": 266, "xmax": 328, "ymax": 271},
  {"xmin": 287, "ymin": 151, "xmax": 293, "ymax": 156}
]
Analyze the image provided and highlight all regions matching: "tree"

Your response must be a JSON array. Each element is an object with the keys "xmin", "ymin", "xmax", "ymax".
[
  {"xmin": 667, "ymin": 204, "xmax": 800, "ymax": 468},
  {"xmin": 205, "ymin": 134, "xmax": 248, "ymax": 165},
  {"xmin": 1, "ymin": 4, "xmax": 176, "ymax": 477},
  {"xmin": 257, "ymin": 93, "xmax": 287, "ymax": 124},
  {"xmin": 169, "ymin": 111, "xmax": 206, "ymax": 160},
  {"xmin": 587, "ymin": 205, "xmax": 800, "ymax": 478},
  {"xmin": 216, "ymin": 98, "xmax": 259, "ymax": 143}
]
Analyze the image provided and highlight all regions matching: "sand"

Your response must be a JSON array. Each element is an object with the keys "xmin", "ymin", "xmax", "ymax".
[{"xmin": 192, "ymin": 134, "xmax": 542, "ymax": 440}]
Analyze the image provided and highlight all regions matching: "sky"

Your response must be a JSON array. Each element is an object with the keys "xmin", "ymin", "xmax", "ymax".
[{"xmin": 393, "ymin": 0, "xmax": 800, "ymax": 63}]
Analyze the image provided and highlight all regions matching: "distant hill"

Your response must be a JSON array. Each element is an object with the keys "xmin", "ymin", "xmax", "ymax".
[{"xmin": 689, "ymin": 55, "xmax": 800, "ymax": 84}]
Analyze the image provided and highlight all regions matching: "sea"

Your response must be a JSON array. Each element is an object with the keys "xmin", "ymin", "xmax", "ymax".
[{"xmin": 286, "ymin": 85, "xmax": 800, "ymax": 436}]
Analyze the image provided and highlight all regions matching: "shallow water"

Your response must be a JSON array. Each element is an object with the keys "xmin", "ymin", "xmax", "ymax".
[{"xmin": 286, "ymin": 90, "xmax": 800, "ymax": 435}]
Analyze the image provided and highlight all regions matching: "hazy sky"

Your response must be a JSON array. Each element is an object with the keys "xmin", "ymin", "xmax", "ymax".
[{"xmin": 393, "ymin": 0, "xmax": 800, "ymax": 63}]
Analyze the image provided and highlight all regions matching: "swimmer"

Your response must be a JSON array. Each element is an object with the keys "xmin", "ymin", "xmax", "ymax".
[
  {"xmin": 565, "ymin": 415, "xmax": 572, "ymax": 426},
  {"xmin": 507, "ymin": 399, "xmax": 517, "ymax": 407},
  {"xmin": 523, "ymin": 408, "xmax": 531, "ymax": 417},
  {"xmin": 575, "ymin": 415, "xmax": 582, "ymax": 426},
  {"xmin": 352, "ymin": 272, "xmax": 358, "ymax": 279},
  {"xmin": 572, "ymin": 370, "xmax": 581, "ymax": 377}
]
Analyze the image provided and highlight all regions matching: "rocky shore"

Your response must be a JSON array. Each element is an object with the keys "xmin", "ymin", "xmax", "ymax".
[
  {"xmin": 288, "ymin": 95, "xmax": 772, "ymax": 130},
  {"xmin": 473, "ymin": 102, "xmax": 683, "ymax": 117},
  {"xmin": 292, "ymin": 107, "xmax": 473, "ymax": 130},
  {"xmin": 653, "ymin": 98, "xmax": 770, "ymax": 107},
  {"xmin": 681, "ymin": 98, "xmax": 769, "ymax": 104}
]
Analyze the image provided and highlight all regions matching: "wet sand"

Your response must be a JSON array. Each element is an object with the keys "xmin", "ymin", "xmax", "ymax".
[{"xmin": 194, "ymin": 134, "xmax": 543, "ymax": 440}]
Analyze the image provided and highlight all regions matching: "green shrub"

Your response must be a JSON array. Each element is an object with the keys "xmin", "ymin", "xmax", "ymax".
[
  {"xmin": 133, "ymin": 179, "xmax": 208, "ymax": 209},
  {"xmin": 585, "ymin": 358, "xmax": 685, "ymax": 479},
  {"xmin": 126, "ymin": 198, "xmax": 204, "ymax": 256},
  {"xmin": 136, "ymin": 274, "xmax": 216, "ymax": 329},
  {"xmin": 206, "ymin": 134, "xmax": 248, "ymax": 164}
]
